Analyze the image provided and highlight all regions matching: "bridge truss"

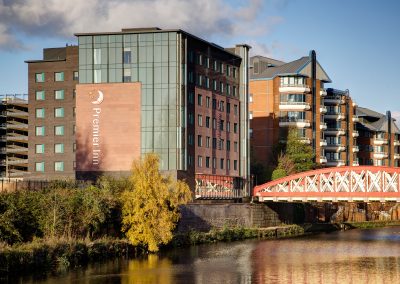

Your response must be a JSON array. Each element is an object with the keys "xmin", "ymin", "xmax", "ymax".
[{"xmin": 253, "ymin": 166, "xmax": 400, "ymax": 202}]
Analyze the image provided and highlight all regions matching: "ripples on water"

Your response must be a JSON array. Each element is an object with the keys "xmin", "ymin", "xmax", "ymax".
[{"xmin": 10, "ymin": 226, "xmax": 400, "ymax": 284}]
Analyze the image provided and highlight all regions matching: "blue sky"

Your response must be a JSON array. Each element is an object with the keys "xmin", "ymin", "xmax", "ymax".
[{"xmin": 0, "ymin": 0, "xmax": 399, "ymax": 119}]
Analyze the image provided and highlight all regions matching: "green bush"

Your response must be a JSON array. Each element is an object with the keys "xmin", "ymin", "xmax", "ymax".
[{"xmin": 271, "ymin": 168, "xmax": 287, "ymax": 180}]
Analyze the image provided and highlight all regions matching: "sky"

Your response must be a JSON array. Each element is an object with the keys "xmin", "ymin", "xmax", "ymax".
[{"xmin": 0, "ymin": 0, "xmax": 399, "ymax": 121}]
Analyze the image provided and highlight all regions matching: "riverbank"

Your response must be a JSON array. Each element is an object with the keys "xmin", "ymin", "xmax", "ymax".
[{"xmin": 343, "ymin": 220, "xmax": 400, "ymax": 229}]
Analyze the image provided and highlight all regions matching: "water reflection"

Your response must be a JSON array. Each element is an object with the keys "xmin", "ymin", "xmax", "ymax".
[{"xmin": 12, "ymin": 227, "xmax": 400, "ymax": 284}]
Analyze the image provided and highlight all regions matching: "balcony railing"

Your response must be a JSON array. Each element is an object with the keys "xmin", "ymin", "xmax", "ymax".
[
  {"xmin": 352, "ymin": 115, "xmax": 360, "ymax": 122},
  {"xmin": 326, "ymin": 159, "xmax": 345, "ymax": 167},
  {"xmin": 394, "ymin": 153, "xmax": 400, "ymax": 159},
  {"xmin": 394, "ymin": 140, "xmax": 400, "ymax": 146},
  {"xmin": 320, "ymin": 106, "xmax": 327, "ymax": 113},
  {"xmin": 320, "ymin": 139, "xmax": 327, "ymax": 147},
  {"xmin": 299, "ymin": 137, "xmax": 311, "ymax": 144},
  {"xmin": 352, "ymin": 145, "xmax": 359, "ymax": 152},
  {"xmin": 353, "ymin": 159, "xmax": 360, "ymax": 166},
  {"xmin": 279, "ymin": 118, "xmax": 311, "ymax": 128},
  {"xmin": 373, "ymin": 137, "xmax": 388, "ymax": 145},
  {"xmin": 319, "ymin": 156, "xmax": 327, "ymax": 163},
  {"xmin": 325, "ymin": 112, "xmax": 345, "ymax": 120},
  {"xmin": 324, "ymin": 128, "xmax": 346, "ymax": 136},
  {"xmin": 320, "ymin": 122, "xmax": 327, "ymax": 130},
  {"xmin": 279, "ymin": 84, "xmax": 310, "ymax": 93},
  {"xmin": 373, "ymin": 152, "xmax": 388, "ymax": 159},
  {"xmin": 325, "ymin": 143, "xmax": 346, "ymax": 152},
  {"xmin": 278, "ymin": 101, "xmax": 310, "ymax": 111},
  {"xmin": 352, "ymin": 130, "xmax": 359, "ymax": 137},
  {"xmin": 320, "ymin": 88, "xmax": 327, "ymax": 96},
  {"xmin": 324, "ymin": 95, "xmax": 345, "ymax": 105}
]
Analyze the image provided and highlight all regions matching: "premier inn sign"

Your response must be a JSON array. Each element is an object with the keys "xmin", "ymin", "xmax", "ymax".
[{"xmin": 76, "ymin": 83, "xmax": 141, "ymax": 172}]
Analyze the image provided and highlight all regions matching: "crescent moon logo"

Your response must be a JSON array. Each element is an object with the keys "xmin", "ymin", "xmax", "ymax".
[{"xmin": 91, "ymin": 90, "xmax": 104, "ymax": 105}]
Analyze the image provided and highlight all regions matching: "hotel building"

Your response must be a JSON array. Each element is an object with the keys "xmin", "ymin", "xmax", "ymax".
[
  {"xmin": 25, "ymin": 46, "xmax": 78, "ymax": 179},
  {"xmin": 356, "ymin": 107, "xmax": 400, "ymax": 167},
  {"xmin": 249, "ymin": 52, "xmax": 358, "ymax": 171},
  {"xmin": 74, "ymin": 28, "xmax": 251, "ymax": 195}
]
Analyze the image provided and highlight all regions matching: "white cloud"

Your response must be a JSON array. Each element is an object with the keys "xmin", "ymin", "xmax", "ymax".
[{"xmin": 0, "ymin": 0, "xmax": 284, "ymax": 50}]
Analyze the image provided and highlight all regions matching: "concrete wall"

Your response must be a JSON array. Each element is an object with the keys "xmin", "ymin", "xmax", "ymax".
[{"xmin": 178, "ymin": 203, "xmax": 281, "ymax": 232}]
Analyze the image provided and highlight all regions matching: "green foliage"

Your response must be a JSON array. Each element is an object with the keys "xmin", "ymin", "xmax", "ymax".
[
  {"xmin": 271, "ymin": 168, "xmax": 287, "ymax": 180},
  {"xmin": 121, "ymin": 153, "xmax": 192, "ymax": 252},
  {"xmin": 286, "ymin": 128, "xmax": 315, "ymax": 173}
]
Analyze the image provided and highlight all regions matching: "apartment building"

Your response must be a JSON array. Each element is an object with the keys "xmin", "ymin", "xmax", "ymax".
[
  {"xmin": 324, "ymin": 88, "xmax": 358, "ymax": 167},
  {"xmin": 356, "ymin": 107, "xmax": 400, "ymax": 167},
  {"xmin": 0, "ymin": 94, "xmax": 28, "ymax": 178},
  {"xmin": 25, "ymin": 46, "xmax": 78, "ymax": 179},
  {"xmin": 74, "ymin": 28, "xmax": 250, "ymax": 194},
  {"xmin": 249, "ymin": 51, "xmax": 332, "ymax": 168}
]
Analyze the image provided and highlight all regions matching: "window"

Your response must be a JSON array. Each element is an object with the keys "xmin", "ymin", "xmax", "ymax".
[
  {"xmin": 94, "ymin": 48, "xmax": 101, "ymax": 64},
  {"xmin": 123, "ymin": 48, "xmax": 131, "ymax": 64},
  {"xmin": 54, "ymin": 161, "xmax": 64, "ymax": 172},
  {"xmin": 227, "ymin": 122, "xmax": 230, "ymax": 132},
  {"xmin": 197, "ymin": 156, "xmax": 203, "ymax": 167},
  {"xmin": 36, "ymin": 91, "xmax": 45, "ymax": 100},
  {"xmin": 73, "ymin": 107, "xmax": 76, "ymax": 117},
  {"xmin": 234, "ymin": 104, "xmax": 238, "ymax": 115},
  {"xmin": 94, "ymin": 70, "xmax": 101, "ymax": 83},
  {"xmin": 123, "ymin": 68, "xmax": 131, "ymax": 82},
  {"xmin": 219, "ymin": 101, "xmax": 224, "ymax": 112},
  {"xmin": 55, "ymin": 125, "xmax": 64, "ymax": 136},
  {"xmin": 213, "ymin": 118, "xmax": 217, "ymax": 129},
  {"xmin": 234, "ymin": 141, "xmax": 238, "ymax": 152},
  {"xmin": 206, "ymin": 136, "xmax": 211, "ymax": 148},
  {"xmin": 188, "ymin": 112, "xmax": 194, "ymax": 125},
  {"xmin": 233, "ymin": 86, "xmax": 237, "ymax": 97},
  {"xmin": 198, "ymin": 135, "xmax": 203, "ymax": 147},
  {"xmin": 227, "ymin": 103, "xmax": 231, "ymax": 113},
  {"xmin": 205, "ymin": 77, "xmax": 210, "ymax": 88},
  {"xmin": 198, "ymin": 114, "xmax": 203, "ymax": 126},
  {"xmin": 73, "ymin": 71, "xmax": 79, "ymax": 81},
  {"xmin": 234, "ymin": 123, "xmax": 238, "ymax": 133},
  {"xmin": 220, "ymin": 120, "xmax": 224, "ymax": 131},
  {"xmin": 188, "ymin": 134, "xmax": 194, "ymax": 145},
  {"xmin": 249, "ymin": 111, "xmax": 253, "ymax": 120},
  {"xmin": 35, "ymin": 126, "xmax": 45, "ymax": 136},
  {"xmin": 213, "ymin": 60, "xmax": 218, "ymax": 71},
  {"xmin": 234, "ymin": 160, "xmax": 238, "ymax": 171},
  {"xmin": 220, "ymin": 158, "xmax": 224, "ymax": 169},
  {"xmin": 212, "ymin": 98, "xmax": 217, "ymax": 109},
  {"xmin": 219, "ymin": 139, "xmax": 224, "ymax": 150},
  {"xmin": 36, "ymin": 108, "xmax": 45, "ymax": 118},
  {"xmin": 188, "ymin": 155, "xmax": 193, "ymax": 166},
  {"xmin": 197, "ymin": 74, "xmax": 203, "ymax": 86},
  {"xmin": 249, "ymin": 94, "xmax": 253, "ymax": 102},
  {"xmin": 188, "ymin": 71, "xmax": 194, "ymax": 84},
  {"xmin": 35, "ymin": 144, "xmax": 44, "ymax": 154},
  {"xmin": 233, "ymin": 68, "xmax": 237, "ymax": 78},
  {"xmin": 227, "ymin": 140, "xmax": 231, "ymax": 151},
  {"xmin": 206, "ymin": 116, "xmax": 210, "ymax": 128},
  {"xmin": 226, "ymin": 84, "xmax": 231, "ymax": 96},
  {"xmin": 54, "ymin": 72, "xmax": 64, "ymax": 82},
  {"xmin": 213, "ymin": 79, "xmax": 217, "ymax": 91},
  {"xmin": 73, "ymin": 143, "xmax": 76, "ymax": 152},
  {"xmin": 250, "ymin": 128, "xmax": 253, "ymax": 138},
  {"xmin": 226, "ymin": 65, "xmax": 231, "ymax": 76},
  {"xmin": 35, "ymin": 73, "xmax": 45, "ymax": 83},
  {"xmin": 213, "ymin": 157, "xmax": 216, "ymax": 169},
  {"xmin": 188, "ymin": 51, "xmax": 194, "ymax": 63},
  {"xmin": 220, "ymin": 82, "xmax": 224, "ymax": 93},
  {"xmin": 206, "ymin": 96, "xmax": 210, "ymax": 108},
  {"xmin": 212, "ymin": 138, "xmax": 217, "ymax": 149},
  {"xmin": 35, "ymin": 162, "xmax": 44, "ymax": 172},
  {"xmin": 55, "ymin": 90, "xmax": 64, "ymax": 100},
  {"xmin": 198, "ymin": 94, "xmax": 203, "ymax": 106},
  {"xmin": 55, "ymin": 107, "xmax": 64, "ymax": 118},
  {"xmin": 206, "ymin": 157, "xmax": 210, "ymax": 168},
  {"xmin": 227, "ymin": 159, "xmax": 230, "ymax": 170},
  {"xmin": 55, "ymin": 143, "xmax": 64, "ymax": 154}
]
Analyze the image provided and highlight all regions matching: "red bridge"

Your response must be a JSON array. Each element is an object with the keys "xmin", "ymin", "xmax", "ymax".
[{"xmin": 253, "ymin": 166, "xmax": 400, "ymax": 203}]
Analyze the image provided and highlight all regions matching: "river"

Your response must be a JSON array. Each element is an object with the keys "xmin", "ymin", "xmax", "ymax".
[{"xmin": 15, "ymin": 226, "xmax": 400, "ymax": 283}]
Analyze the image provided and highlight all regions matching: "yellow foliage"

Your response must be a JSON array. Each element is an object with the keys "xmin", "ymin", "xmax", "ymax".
[{"xmin": 121, "ymin": 153, "xmax": 192, "ymax": 252}]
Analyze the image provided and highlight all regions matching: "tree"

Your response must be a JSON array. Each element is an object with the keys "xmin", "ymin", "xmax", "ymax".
[
  {"xmin": 271, "ymin": 153, "xmax": 295, "ymax": 180},
  {"xmin": 286, "ymin": 128, "xmax": 315, "ymax": 173},
  {"xmin": 121, "ymin": 153, "xmax": 192, "ymax": 252}
]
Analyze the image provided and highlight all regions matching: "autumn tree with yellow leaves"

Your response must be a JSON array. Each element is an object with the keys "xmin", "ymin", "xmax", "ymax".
[{"xmin": 121, "ymin": 153, "xmax": 192, "ymax": 252}]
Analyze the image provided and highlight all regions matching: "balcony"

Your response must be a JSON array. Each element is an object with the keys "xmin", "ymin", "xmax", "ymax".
[
  {"xmin": 320, "ymin": 122, "xmax": 327, "ymax": 130},
  {"xmin": 6, "ymin": 146, "xmax": 28, "ymax": 153},
  {"xmin": 324, "ymin": 95, "xmax": 345, "ymax": 105},
  {"xmin": 6, "ymin": 123, "xmax": 28, "ymax": 130},
  {"xmin": 352, "ymin": 130, "xmax": 359, "ymax": 137},
  {"xmin": 325, "ymin": 112, "xmax": 345, "ymax": 120},
  {"xmin": 7, "ymin": 159, "xmax": 28, "ymax": 165},
  {"xmin": 319, "ymin": 156, "xmax": 327, "ymax": 164},
  {"xmin": 374, "ymin": 152, "xmax": 388, "ymax": 159},
  {"xmin": 394, "ymin": 153, "xmax": 400, "ymax": 160},
  {"xmin": 394, "ymin": 140, "xmax": 400, "ymax": 146},
  {"xmin": 320, "ymin": 106, "xmax": 327, "ymax": 114},
  {"xmin": 320, "ymin": 139, "xmax": 327, "ymax": 147},
  {"xmin": 326, "ymin": 160, "xmax": 345, "ymax": 167},
  {"xmin": 320, "ymin": 88, "xmax": 327, "ymax": 96},
  {"xmin": 324, "ymin": 128, "xmax": 346, "ymax": 136},
  {"xmin": 279, "ymin": 101, "xmax": 310, "ymax": 111},
  {"xmin": 279, "ymin": 84, "xmax": 310, "ymax": 93},
  {"xmin": 353, "ymin": 159, "xmax": 360, "ymax": 166},
  {"xmin": 325, "ymin": 143, "xmax": 346, "ymax": 152},
  {"xmin": 279, "ymin": 118, "xmax": 311, "ymax": 128},
  {"xmin": 352, "ymin": 145, "xmax": 359, "ymax": 152},
  {"xmin": 299, "ymin": 137, "xmax": 311, "ymax": 144},
  {"xmin": 6, "ymin": 135, "xmax": 28, "ymax": 142},
  {"xmin": 5, "ymin": 110, "xmax": 28, "ymax": 117},
  {"xmin": 352, "ymin": 115, "xmax": 360, "ymax": 122},
  {"xmin": 0, "ymin": 123, "xmax": 6, "ymax": 129},
  {"xmin": 373, "ymin": 137, "xmax": 388, "ymax": 145}
]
